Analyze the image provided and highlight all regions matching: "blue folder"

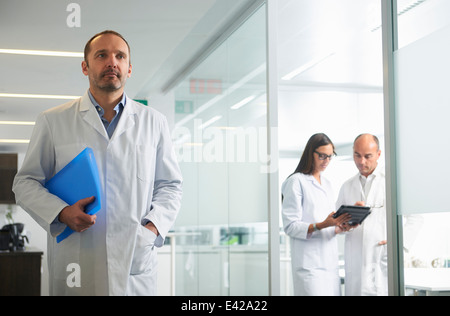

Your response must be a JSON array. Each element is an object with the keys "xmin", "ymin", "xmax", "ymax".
[{"xmin": 45, "ymin": 148, "xmax": 102, "ymax": 243}]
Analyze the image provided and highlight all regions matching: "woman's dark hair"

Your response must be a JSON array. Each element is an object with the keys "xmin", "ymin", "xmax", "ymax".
[{"xmin": 293, "ymin": 133, "xmax": 336, "ymax": 175}]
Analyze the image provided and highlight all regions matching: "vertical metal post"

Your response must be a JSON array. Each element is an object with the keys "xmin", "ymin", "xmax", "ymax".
[
  {"xmin": 170, "ymin": 234, "xmax": 176, "ymax": 296},
  {"xmin": 381, "ymin": 0, "xmax": 404, "ymax": 296},
  {"xmin": 266, "ymin": 0, "xmax": 281, "ymax": 296}
]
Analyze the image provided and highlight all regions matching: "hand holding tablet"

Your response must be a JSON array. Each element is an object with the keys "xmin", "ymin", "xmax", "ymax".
[{"xmin": 333, "ymin": 205, "xmax": 371, "ymax": 226}]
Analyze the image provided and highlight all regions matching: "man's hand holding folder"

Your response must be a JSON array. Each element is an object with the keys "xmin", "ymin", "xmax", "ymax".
[
  {"xmin": 43, "ymin": 148, "xmax": 102, "ymax": 243},
  {"xmin": 58, "ymin": 196, "xmax": 97, "ymax": 233}
]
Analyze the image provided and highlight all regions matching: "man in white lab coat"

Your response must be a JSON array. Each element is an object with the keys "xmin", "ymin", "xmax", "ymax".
[
  {"xmin": 336, "ymin": 134, "xmax": 388, "ymax": 296},
  {"xmin": 13, "ymin": 30, "xmax": 183, "ymax": 296}
]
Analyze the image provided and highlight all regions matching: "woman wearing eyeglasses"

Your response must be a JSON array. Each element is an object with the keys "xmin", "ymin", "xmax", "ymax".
[{"xmin": 281, "ymin": 133, "xmax": 350, "ymax": 296}]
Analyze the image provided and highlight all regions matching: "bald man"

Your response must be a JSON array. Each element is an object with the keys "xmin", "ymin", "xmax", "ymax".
[{"xmin": 336, "ymin": 134, "xmax": 388, "ymax": 296}]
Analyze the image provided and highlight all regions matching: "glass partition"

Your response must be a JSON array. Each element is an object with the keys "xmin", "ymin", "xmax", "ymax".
[
  {"xmin": 394, "ymin": 0, "xmax": 450, "ymax": 296},
  {"xmin": 277, "ymin": 0, "xmax": 384, "ymax": 295},
  {"xmin": 171, "ymin": 5, "xmax": 269, "ymax": 296},
  {"xmin": 0, "ymin": 0, "xmax": 267, "ymax": 296}
]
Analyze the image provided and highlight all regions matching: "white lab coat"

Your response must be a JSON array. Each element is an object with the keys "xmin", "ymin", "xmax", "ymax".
[
  {"xmin": 13, "ymin": 92, "xmax": 183, "ymax": 296},
  {"xmin": 282, "ymin": 173, "xmax": 340, "ymax": 296},
  {"xmin": 336, "ymin": 166, "xmax": 387, "ymax": 296}
]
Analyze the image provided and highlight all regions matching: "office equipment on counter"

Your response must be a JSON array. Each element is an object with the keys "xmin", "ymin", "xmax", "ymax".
[
  {"xmin": 333, "ymin": 205, "xmax": 371, "ymax": 226},
  {"xmin": 45, "ymin": 148, "xmax": 102, "ymax": 243},
  {"xmin": 0, "ymin": 223, "xmax": 28, "ymax": 251}
]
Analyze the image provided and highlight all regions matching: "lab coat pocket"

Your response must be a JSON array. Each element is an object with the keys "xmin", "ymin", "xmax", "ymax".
[
  {"xmin": 130, "ymin": 225, "xmax": 157, "ymax": 275},
  {"xmin": 301, "ymin": 242, "xmax": 321, "ymax": 269},
  {"xmin": 375, "ymin": 244, "xmax": 388, "ymax": 295},
  {"xmin": 136, "ymin": 144, "xmax": 156, "ymax": 183}
]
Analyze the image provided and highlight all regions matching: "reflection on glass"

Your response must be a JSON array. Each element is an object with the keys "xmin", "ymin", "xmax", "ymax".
[{"xmin": 171, "ymin": 6, "xmax": 269, "ymax": 296}]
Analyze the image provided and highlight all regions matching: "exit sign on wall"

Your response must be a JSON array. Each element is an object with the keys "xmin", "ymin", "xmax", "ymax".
[
  {"xmin": 175, "ymin": 101, "xmax": 193, "ymax": 114},
  {"xmin": 190, "ymin": 79, "xmax": 222, "ymax": 94},
  {"xmin": 134, "ymin": 99, "xmax": 148, "ymax": 106}
]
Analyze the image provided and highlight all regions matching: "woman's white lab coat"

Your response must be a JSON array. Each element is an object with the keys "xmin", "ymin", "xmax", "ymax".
[
  {"xmin": 336, "ymin": 167, "xmax": 387, "ymax": 296},
  {"xmin": 282, "ymin": 173, "xmax": 340, "ymax": 296},
  {"xmin": 13, "ymin": 92, "xmax": 183, "ymax": 296}
]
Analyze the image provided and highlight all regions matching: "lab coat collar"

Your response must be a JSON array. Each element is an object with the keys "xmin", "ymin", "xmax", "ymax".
[
  {"xmin": 373, "ymin": 163, "xmax": 385, "ymax": 178},
  {"xmin": 359, "ymin": 163, "xmax": 385, "ymax": 179},
  {"xmin": 79, "ymin": 92, "xmax": 109, "ymax": 140},
  {"xmin": 87, "ymin": 89, "xmax": 126, "ymax": 115},
  {"xmin": 110, "ymin": 95, "xmax": 137, "ymax": 142},
  {"xmin": 304, "ymin": 173, "xmax": 328, "ymax": 193},
  {"xmin": 79, "ymin": 91, "xmax": 138, "ymax": 141},
  {"xmin": 80, "ymin": 90, "xmax": 134, "ymax": 113},
  {"xmin": 304, "ymin": 173, "xmax": 322, "ymax": 183},
  {"xmin": 304, "ymin": 173, "xmax": 317, "ymax": 183}
]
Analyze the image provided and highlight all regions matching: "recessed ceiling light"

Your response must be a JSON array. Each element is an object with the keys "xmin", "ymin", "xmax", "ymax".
[
  {"xmin": 0, "ymin": 93, "xmax": 80, "ymax": 100},
  {"xmin": 0, "ymin": 48, "xmax": 83, "ymax": 58},
  {"xmin": 281, "ymin": 53, "xmax": 335, "ymax": 81},
  {"xmin": 230, "ymin": 95, "xmax": 256, "ymax": 110},
  {"xmin": 198, "ymin": 116, "xmax": 222, "ymax": 129},
  {"xmin": 0, "ymin": 139, "xmax": 30, "ymax": 144},
  {"xmin": 0, "ymin": 121, "xmax": 35, "ymax": 126}
]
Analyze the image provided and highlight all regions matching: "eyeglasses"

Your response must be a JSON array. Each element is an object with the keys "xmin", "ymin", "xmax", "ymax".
[{"xmin": 314, "ymin": 151, "xmax": 336, "ymax": 161}]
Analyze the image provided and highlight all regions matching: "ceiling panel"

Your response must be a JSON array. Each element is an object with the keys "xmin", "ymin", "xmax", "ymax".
[{"xmin": 0, "ymin": 0, "xmax": 256, "ymax": 153}]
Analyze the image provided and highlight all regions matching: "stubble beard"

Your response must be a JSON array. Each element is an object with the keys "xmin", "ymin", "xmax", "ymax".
[{"xmin": 93, "ymin": 70, "xmax": 125, "ymax": 92}]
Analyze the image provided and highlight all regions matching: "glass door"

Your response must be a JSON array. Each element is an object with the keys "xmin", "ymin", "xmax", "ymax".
[
  {"xmin": 391, "ymin": 0, "xmax": 450, "ymax": 296},
  {"xmin": 171, "ymin": 4, "xmax": 269, "ymax": 296}
]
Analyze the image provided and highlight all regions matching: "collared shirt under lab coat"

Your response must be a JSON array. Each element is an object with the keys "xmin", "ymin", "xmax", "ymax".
[
  {"xmin": 88, "ymin": 90, "xmax": 125, "ymax": 139},
  {"xmin": 13, "ymin": 91, "xmax": 183, "ymax": 296},
  {"xmin": 282, "ymin": 173, "xmax": 340, "ymax": 296},
  {"xmin": 336, "ymin": 166, "xmax": 388, "ymax": 296}
]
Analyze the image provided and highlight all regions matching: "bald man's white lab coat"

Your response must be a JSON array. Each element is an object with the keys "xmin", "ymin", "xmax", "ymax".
[
  {"xmin": 336, "ymin": 166, "xmax": 388, "ymax": 296},
  {"xmin": 13, "ymin": 92, "xmax": 183, "ymax": 296}
]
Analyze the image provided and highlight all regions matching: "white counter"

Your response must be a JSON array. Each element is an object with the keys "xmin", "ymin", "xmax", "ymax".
[{"xmin": 405, "ymin": 268, "xmax": 450, "ymax": 295}]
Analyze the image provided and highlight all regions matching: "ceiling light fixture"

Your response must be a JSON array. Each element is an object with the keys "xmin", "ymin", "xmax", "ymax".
[
  {"xmin": 0, "ymin": 139, "xmax": 30, "ymax": 144},
  {"xmin": 0, "ymin": 121, "xmax": 35, "ymax": 126},
  {"xmin": 281, "ymin": 52, "xmax": 335, "ymax": 81},
  {"xmin": 198, "ymin": 116, "xmax": 222, "ymax": 129},
  {"xmin": 230, "ymin": 95, "xmax": 256, "ymax": 110},
  {"xmin": 0, "ymin": 48, "xmax": 83, "ymax": 58},
  {"xmin": 0, "ymin": 93, "xmax": 80, "ymax": 100}
]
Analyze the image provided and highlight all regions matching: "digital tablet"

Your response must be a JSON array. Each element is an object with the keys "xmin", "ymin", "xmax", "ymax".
[{"xmin": 333, "ymin": 205, "xmax": 371, "ymax": 226}]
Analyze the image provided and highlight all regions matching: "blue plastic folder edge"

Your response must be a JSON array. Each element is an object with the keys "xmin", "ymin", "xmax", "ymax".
[{"xmin": 44, "ymin": 148, "xmax": 102, "ymax": 243}]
